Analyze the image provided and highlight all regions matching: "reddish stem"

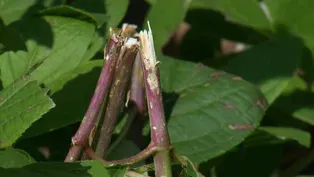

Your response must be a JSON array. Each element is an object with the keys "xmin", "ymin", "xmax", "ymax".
[
  {"xmin": 130, "ymin": 52, "xmax": 147, "ymax": 114},
  {"xmin": 139, "ymin": 23, "xmax": 172, "ymax": 177},
  {"xmin": 130, "ymin": 53, "xmax": 147, "ymax": 148},
  {"xmin": 87, "ymin": 143, "xmax": 158, "ymax": 167},
  {"xmin": 65, "ymin": 145, "xmax": 82, "ymax": 162},
  {"xmin": 95, "ymin": 39, "xmax": 139, "ymax": 158},
  {"xmin": 65, "ymin": 29, "xmax": 124, "ymax": 162}
]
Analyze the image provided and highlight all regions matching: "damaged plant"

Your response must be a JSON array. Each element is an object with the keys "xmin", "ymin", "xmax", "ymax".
[
  {"xmin": 5, "ymin": 0, "xmax": 312, "ymax": 177},
  {"xmin": 65, "ymin": 23, "xmax": 187, "ymax": 177}
]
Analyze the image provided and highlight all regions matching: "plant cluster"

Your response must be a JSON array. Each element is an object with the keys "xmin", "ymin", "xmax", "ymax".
[{"xmin": 0, "ymin": 0, "xmax": 314, "ymax": 177}]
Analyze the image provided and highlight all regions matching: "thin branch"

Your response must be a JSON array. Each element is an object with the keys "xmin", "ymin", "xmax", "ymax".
[
  {"xmin": 86, "ymin": 143, "xmax": 158, "ymax": 167},
  {"xmin": 64, "ymin": 145, "xmax": 82, "ymax": 162},
  {"xmin": 65, "ymin": 29, "xmax": 124, "ymax": 162},
  {"xmin": 129, "ymin": 52, "xmax": 147, "ymax": 114},
  {"xmin": 139, "ymin": 22, "xmax": 173, "ymax": 177},
  {"xmin": 129, "ymin": 53, "xmax": 147, "ymax": 148},
  {"xmin": 95, "ymin": 38, "xmax": 139, "ymax": 158}
]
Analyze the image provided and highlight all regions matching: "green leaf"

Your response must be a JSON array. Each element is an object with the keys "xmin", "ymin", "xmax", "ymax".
[
  {"xmin": 107, "ymin": 167, "xmax": 127, "ymax": 177},
  {"xmin": 0, "ymin": 0, "xmax": 37, "ymax": 25},
  {"xmin": 0, "ymin": 160, "xmax": 115, "ymax": 177},
  {"xmin": 273, "ymin": 76, "xmax": 314, "ymax": 125},
  {"xmin": 225, "ymin": 36, "xmax": 303, "ymax": 104},
  {"xmin": 0, "ymin": 148, "xmax": 35, "ymax": 168},
  {"xmin": 72, "ymin": 0, "xmax": 129, "ymax": 28},
  {"xmin": 81, "ymin": 31, "xmax": 105, "ymax": 62},
  {"xmin": 39, "ymin": 5, "xmax": 103, "ymax": 27},
  {"xmin": 159, "ymin": 56, "xmax": 266, "ymax": 163},
  {"xmin": 264, "ymin": 0, "xmax": 314, "ymax": 54},
  {"xmin": 145, "ymin": 0, "xmax": 186, "ymax": 54},
  {"xmin": 105, "ymin": 0, "xmax": 128, "ymax": 27},
  {"xmin": 1, "ymin": 15, "xmax": 95, "ymax": 88},
  {"xmin": 0, "ymin": 51, "xmax": 28, "ymax": 86},
  {"xmin": 242, "ymin": 129, "xmax": 287, "ymax": 148},
  {"xmin": 0, "ymin": 0, "xmax": 66, "ymax": 25},
  {"xmin": 181, "ymin": 156, "xmax": 201, "ymax": 177},
  {"xmin": 0, "ymin": 78, "xmax": 55, "ymax": 148},
  {"xmin": 188, "ymin": 0, "xmax": 271, "ymax": 30},
  {"xmin": 259, "ymin": 126, "xmax": 311, "ymax": 148},
  {"xmin": 23, "ymin": 62, "xmax": 102, "ymax": 138},
  {"xmin": 49, "ymin": 60, "xmax": 103, "ymax": 94}
]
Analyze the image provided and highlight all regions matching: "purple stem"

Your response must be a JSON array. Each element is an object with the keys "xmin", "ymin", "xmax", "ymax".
[
  {"xmin": 64, "ymin": 145, "xmax": 82, "ymax": 162},
  {"xmin": 95, "ymin": 39, "xmax": 139, "ymax": 158},
  {"xmin": 87, "ymin": 143, "xmax": 158, "ymax": 167},
  {"xmin": 65, "ymin": 28, "xmax": 124, "ymax": 162},
  {"xmin": 139, "ymin": 23, "xmax": 172, "ymax": 177},
  {"xmin": 130, "ymin": 52, "xmax": 147, "ymax": 115},
  {"xmin": 130, "ymin": 53, "xmax": 147, "ymax": 148}
]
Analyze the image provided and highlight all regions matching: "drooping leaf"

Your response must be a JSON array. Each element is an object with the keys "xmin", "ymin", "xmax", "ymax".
[
  {"xmin": 0, "ymin": 78, "xmax": 55, "ymax": 148},
  {"xmin": 145, "ymin": 0, "xmax": 187, "ymax": 55},
  {"xmin": 23, "ymin": 62, "xmax": 102, "ymax": 138},
  {"xmin": 0, "ymin": 51, "xmax": 28, "ymax": 86},
  {"xmin": 259, "ymin": 126, "xmax": 311, "ymax": 148},
  {"xmin": 181, "ymin": 156, "xmax": 201, "ymax": 177},
  {"xmin": 48, "ymin": 60, "xmax": 103, "ymax": 94},
  {"xmin": 0, "ymin": 148, "xmax": 35, "ymax": 168},
  {"xmin": 188, "ymin": 0, "xmax": 271, "ymax": 30},
  {"xmin": 81, "ymin": 31, "xmax": 106, "ymax": 62},
  {"xmin": 0, "ymin": 160, "xmax": 117, "ymax": 177},
  {"xmin": 274, "ymin": 76, "xmax": 314, "ymax": 125},
  {"xmin": 105, "ymin": 0, "xmax": 129, "ymax": 27},
  {"xmin": 242, "ymin": 129, "xmax": 287, "ymax": 148},
  {"xmin": 0, "ymin": 15, "xmax": 96, "ymax": 88},
  {"xmin": 39, "ymin": 5, "xmax": 103, "ymax": 27},
  {"xmin": 225, "ymin": 36, "xmax": 303, "ymax": 105},
  {"xmin": 159, "ymin": 56, "xmax": 266, "ymax": 163}
]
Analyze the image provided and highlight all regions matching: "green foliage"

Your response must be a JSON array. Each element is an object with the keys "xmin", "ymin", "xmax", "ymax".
[
  {"xmin": 189, "ymin": 0, "xmax": 271, "ymax": 30},
  {"xmin": 225, "ymin": 36, "xmax": 303, "ymax": 104},
  {"xmin": 1, "ymin": 0, "xmax": 314, "ymax": 176},
  {"xmin": 0, "ymin": 160, "xmax": 123, "ymax": 177},
  {"xmin": 0, "ymin": 78, "xmax": 55, "ymax": 148},
  {"xmin": 159, "ymin": 56, "xmax": 266, "ymax": 163},
  {"xmin": 0, "ymin": 148, "xmax": 35, "ymax": 168}
]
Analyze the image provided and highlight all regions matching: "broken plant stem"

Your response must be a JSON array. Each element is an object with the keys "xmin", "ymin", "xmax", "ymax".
[
  {"xmin": 65, "ymin": 29, "xmax": 124, "ymax": 162},
  {"xmin": 130, "ymin": 53, "xmax": 147, "ymax": 148},
  {"xmin": 65, "ymin": 145, "xmax": 82, "ymax": 162},
  {"xmin": 86, "ymin": 143, "xmax": 158, "ymax": 167},
  {"xmin": 139, "ymin": 22, "xmax": 173, "ymax": 177},
  {"xmin": 95, "ymin": 38, "xmax": 139, "ymax": 158},
  {"xmin": 130, "ymin": 52, "xmax": 147, "ymax": 114},
  {"xmin": 81, "ymin": 99, "xmax": 107, "ymax": 160}
]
